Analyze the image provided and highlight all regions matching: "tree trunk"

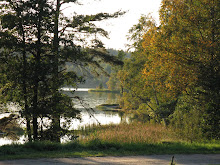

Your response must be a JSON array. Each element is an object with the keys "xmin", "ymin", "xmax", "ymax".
[
  {"xmin": 51, "ymin": 0, "xmax": 61, "ymax": 143},
  {"xmin": 21, "ymin": 27, "xmax": 32, "ymax": 142},
  {"xmin": 32, "ymin": 0, "xmax": 45, "ymax": 141}
]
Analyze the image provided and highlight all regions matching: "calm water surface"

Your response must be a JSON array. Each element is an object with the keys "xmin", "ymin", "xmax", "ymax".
[{"xmin": 0, "ymin": 88, "xmax": 126, "ymax": 145}]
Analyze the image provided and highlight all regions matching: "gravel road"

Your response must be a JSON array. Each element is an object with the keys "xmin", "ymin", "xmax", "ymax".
[{"xmin": 0, "ymin": 154, "xmax": 219, "ymax": 165}]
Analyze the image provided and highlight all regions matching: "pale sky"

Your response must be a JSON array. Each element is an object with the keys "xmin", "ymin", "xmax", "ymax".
[{"xmin": 62, "ymin": 0, "xmax": 162, "ymax": 50}]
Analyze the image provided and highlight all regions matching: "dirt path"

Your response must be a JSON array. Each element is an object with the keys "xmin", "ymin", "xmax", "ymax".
[{"xmin": 0, "ymin": 154, "xmax": 219, "ymax": 165}]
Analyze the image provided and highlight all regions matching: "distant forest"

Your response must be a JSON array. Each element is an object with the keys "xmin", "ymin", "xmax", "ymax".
[{"xmin": 66, "ymin": 49, "xmax": 131, "ymax": 88}]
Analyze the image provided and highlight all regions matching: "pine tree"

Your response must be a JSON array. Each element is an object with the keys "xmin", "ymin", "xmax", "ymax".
[{"xmin": 0, "ymin": 0, "xmax": 124, "ymax": 142}]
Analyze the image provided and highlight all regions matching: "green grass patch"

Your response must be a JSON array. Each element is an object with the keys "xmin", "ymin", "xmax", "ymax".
[
  {"xmin": 0, "ymin": 123, "xmax": 220, "ymax": 160},
  {"xmin": 1, "ymin": 141, "xmax": 219, "ymax": 160}
]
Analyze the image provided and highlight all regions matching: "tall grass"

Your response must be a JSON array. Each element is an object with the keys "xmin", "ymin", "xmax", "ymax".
[
  {"xmin": 79, "ymin": 123, "xmax": 220, "ymax": 154},
  {"xmin": 81, "ymin": 122, "xmax": 178, "ymax": 144},
  {"xmin": 0, "ymin": 122, "xmax": 219, "ymax": 160}
]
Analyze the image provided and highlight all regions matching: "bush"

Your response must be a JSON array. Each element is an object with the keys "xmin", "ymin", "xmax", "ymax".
[
  {"xmin": 170, "ymin": 94, "xmax": 204, "ymax": 142},
  {"xmin": 0, "ymin": 143, "xmax": 25, "ymax": 155},
  {"xmin": 24, "ymin": 141, "xmax": 61, "ymax": 151}
]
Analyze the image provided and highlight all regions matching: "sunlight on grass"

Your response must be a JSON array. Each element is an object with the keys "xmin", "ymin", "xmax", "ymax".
[{"xmin": 81, "ymin": 122, "xmax": 178, "ymax": 144}]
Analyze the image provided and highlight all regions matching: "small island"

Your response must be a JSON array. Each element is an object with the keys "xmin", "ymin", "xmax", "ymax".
[
  {"xmin": 96, "ymin": 104, "xmax": 121, "ymax": 112},
  {"xmin": 88, "ymin": 89, "xmax": 120, "ymax": 93}
]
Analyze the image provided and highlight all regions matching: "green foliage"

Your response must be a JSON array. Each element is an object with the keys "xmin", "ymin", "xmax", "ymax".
[
  {"xmin": 158, "ymin": 0, "xmax": 219, "ymax": 139},
  {"xmin": 106, "ymin": 50, "xmax": 128, "ymax": 91},
  {"xmin": 0, "ymin": 0, "xmax": 125, "ymax": 143},
  {"xmin": 23, "ymin": 141, "xmax": 59, "ymax": 151},
  {"xmin": 170, "ymin": 93, "xmax": 204, "ymax": 142},
  {"xmin": 86, "ymin": 138, "xmax": 121, "ymax": 150},
  {"xmin": 106, "ymin": 73, "xmax": 117, "ymax": 90},
  {"xmin": 0, "ymin": 114, "xmax": 24, "ymax": 141},
  {"xmin": 118, "ymin": 0, "xmax": 219, "ymax": 140}
]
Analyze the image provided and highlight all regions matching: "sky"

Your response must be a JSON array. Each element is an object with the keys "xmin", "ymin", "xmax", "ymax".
[{"xmin": 62, "ymin": 0, "xmax": 162, "ymax": 50}]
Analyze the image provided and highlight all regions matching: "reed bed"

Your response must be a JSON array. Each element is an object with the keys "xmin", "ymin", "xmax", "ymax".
[{"xmin": 81, "ymin": 122, "xmax": 178, "ymax": 144}]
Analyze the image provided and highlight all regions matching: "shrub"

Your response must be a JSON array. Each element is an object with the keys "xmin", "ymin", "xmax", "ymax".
[{"xmin": 24, "ymin": 141, "xmax": 61, "ymax": 151}]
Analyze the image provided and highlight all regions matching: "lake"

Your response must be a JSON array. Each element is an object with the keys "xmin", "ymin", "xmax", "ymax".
[{"xmin": 0, "ymin": 88, "xmax": 127, "ymax": 145}]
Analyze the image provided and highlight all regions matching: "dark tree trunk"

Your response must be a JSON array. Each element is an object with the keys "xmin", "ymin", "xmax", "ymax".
[
  {"xmin": 21, "ymin": 27, "xmax": 32, "ymax": 142},
  {"xmin": 51, "ymin": 0, "xmax": 61, "ymax": 143}
]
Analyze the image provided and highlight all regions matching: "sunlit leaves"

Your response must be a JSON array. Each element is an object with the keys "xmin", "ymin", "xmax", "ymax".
[
  {"xmin": 120, "ymin": 0, "xmax": 219, "ymax": 133},
  {"xmin": 142, "ymin": 0, "xmax": 219, "ymax": 101}
]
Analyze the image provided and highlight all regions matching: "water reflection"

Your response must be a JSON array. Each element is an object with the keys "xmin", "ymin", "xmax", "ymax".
[
  {"xmin": 0, "ymin": 88, "xmax": 126, "ymax": 145},
  {"xmin": 63, "ymin": 89, "xmax": 120, "ymax": 108},
  {"xmin": 64, "ymin": 109, "xmax": 122, "ymax": 130}
]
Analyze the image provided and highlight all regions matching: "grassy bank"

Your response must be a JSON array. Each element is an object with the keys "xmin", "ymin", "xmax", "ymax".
[{"xmin": 0, "ymin": 123, "xmax": 220, "ymax": 160}]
